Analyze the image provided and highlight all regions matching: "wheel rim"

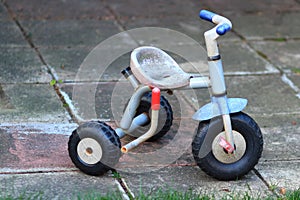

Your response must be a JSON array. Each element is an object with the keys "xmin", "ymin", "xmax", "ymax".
[
  {"xmin": 77, "ymin": 138, "xmax": 103, "ymax": 165},
  {"xmin": 212, "ymin": 131, "xmax": 246, "ymax": 164}
]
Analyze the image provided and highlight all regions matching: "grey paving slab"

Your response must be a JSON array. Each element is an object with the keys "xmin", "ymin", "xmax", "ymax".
[
  {"xmin": 289, "ymin": 74, "xmax": 300, "ymax": 91},
  {"xmin": 20, "ymin": 20, "xmax": 121, "ymax": 47},
  {"xmin": 109, "ymin": 0, "xmax": 240, "ymax": 42},
  {"xmin": 233, "ymin": 12, "xmax": 300, "ymax": 40},
  {"xmin": 251, "ymin": 40, "xmax": 300, "ymax": 71},
  {"xmin": 38, "ymin": 46, "xmax": 92, "ymax": 82},
  {"xmin": 256, "ymin": 161, "xmax": 300, "ymax": 191},
  {"xmin": 226, "ymin": 75, "xmax": 300, "ymax": 117},
  {"xmin": 261, "ymin": 126, "xmax": 300, "ymax": 161},
  {"xmin": 0, "ymin": 84, "xmax": 69, "ymax": 123},
  {"xmin": 61, "ymin": 82, "xmax": 119, "ymax": 120},
  {"xmin": 0, "ymin": 47, "xmax": 50, "ymax": 83},
  {"xmin": 0, "ymin": 3, "xmax": 8, "ymax": 21},
  {"xmin": 0, "ymin": 21, "xmax": 27, "ymax": 46},
  {"xmin": 108, "ymin": 0, "xmax": 197, "ymax": 19},
  {"xmin": 0, "ymin": 0, "xmax": 27, "ymax": 45},
  {"xmin": 0, "ymin": 172, "xmax": 119, "ymax": 199},
  {"xmin": 121, "ymin": 166, "xmax": 272, "ymax": 199},
  {"xmin": 220, "ymin": 41, "xmax": 278, "ymax": 74},
  {"xmin": 5, "ymin": 0, "xmax": 111, "ymax": 20},
  {"xmin": 201, "ymin": 0, "xmax": 300, "ymax": 14},
  {"xmin": 41, "ymin": 47, "xmax": 131, "ymax": 82}
]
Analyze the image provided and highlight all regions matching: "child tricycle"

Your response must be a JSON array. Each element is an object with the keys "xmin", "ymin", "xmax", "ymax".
[{"xmin": 68, "ymin": 10, "xmax": 263, "ymax": 181}]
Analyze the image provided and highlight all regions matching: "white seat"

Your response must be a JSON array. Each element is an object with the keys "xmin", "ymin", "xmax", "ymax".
[{"xmin": 130, "ymin": 46, "xmax": 190, "ymax": 89}]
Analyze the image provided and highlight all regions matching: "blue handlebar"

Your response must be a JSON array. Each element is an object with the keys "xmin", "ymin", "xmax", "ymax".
[
  {"xmin": 200, "ymin": 10, "xmax": 231, "ymax": 35},
  {"xmin": 216, "ymin": 23, "xmax": 231, "ymax": 35},
  {"xmin": 199, "ymin": 10, "xmax": 216, "ymax": 22}
]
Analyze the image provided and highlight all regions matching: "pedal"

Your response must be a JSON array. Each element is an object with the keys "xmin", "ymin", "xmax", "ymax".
[{"xmin": 218, "ymin": 136, "xmax": 234, "ymax": 154}]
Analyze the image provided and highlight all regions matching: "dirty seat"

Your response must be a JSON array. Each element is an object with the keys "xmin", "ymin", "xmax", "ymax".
[{"xmin": 130, "ymin": 46, "xmax": 190, "ymax": 89}]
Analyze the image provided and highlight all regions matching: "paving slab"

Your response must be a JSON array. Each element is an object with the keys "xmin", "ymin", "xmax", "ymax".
[
  {"xmin": 201, "ymin": 0, "xmax": 300, "ymax": 14},
  {"xmin": 220, "ymin": 41, "xmax": 279, "ymax": 74},
  {"xmin": 256, "ymin": 161, "xmax": 300, "ymax": 191},
  {"xmin": 0, "ymin": 21, "xmax": 28, "ymax": 46},
  {"xmin": 0, "ymin": 172, "xmax": 119, "ymax": 199},
  {"xmin": 4, "ymin": 0, "xmax": 111, "ymax": 20},
  {"xmin": 41, "ymin": 48, "xmax": 132, "ymax": 82},
  {"xmin": 108, "ymin": 0, "xmax": 240, "ymax": 42},
  {"xmin": 121, "ymin": 166, "xmax": 272, "ymax": 199},
  {"xmin": 108, "ymin": 0, "xmax": 197, "ymax": 19},
  {"xmin": 251, "ymin": 40, "xmax": 300, "ymax": 71},
  {"xmin": 38, "ymin": 46, "xmax": 92, "ymax": 82},
  {"xmin": 0, "ymin": 3, "xmax": 9, "ymax": 21},
  {"xmin": 0, "ymin": 84, "xmax": 69, "ymax": 123},
  {"xmin": 20, "ymin": 20, "xmax": 121, "ymax": 47},
  {"xmin": 261, "ymin": 126, "xmax": 300, "ymax": 161},
  {"xmin": 0, "ymin": 123, "xmax": 82, "ymax": 173},
  {"xmin": 225, "ymin": 75, "xmax": 300, "ymax": 116},
  {"xmin": 233, "ymin": 12, "xmax": 300, "ymax": 40},
  {"xmin": 0, "ymin": 47, "xmax": 50, "ymax": 83},
  {"xmin": 289, "ymin": 74, "xmax": 300, "ymax": 91},
  {"xmin": 0, "ymin": 128, "xmax": 73, "ymax": 170}
]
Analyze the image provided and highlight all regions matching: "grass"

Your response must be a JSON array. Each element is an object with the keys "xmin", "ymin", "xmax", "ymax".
[
  {"xmin": 291, "ymin": 68, "xmax": 300, "ymax": 75},
  {"xmin": 0, "ymin": 188, "xmax": 299, "ymax": 200}
]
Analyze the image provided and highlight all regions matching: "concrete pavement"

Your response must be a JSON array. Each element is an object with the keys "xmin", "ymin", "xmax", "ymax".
[{"xmin": 0, "ymin": 0, "xmax": 299, "ymax": 199}]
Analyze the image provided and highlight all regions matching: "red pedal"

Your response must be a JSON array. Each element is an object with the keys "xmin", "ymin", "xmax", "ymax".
[{"xmin": 219, "ymin": 136, "xmax": 234, "ymax": 153}]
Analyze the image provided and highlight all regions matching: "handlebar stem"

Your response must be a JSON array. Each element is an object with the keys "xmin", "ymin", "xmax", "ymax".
[{"xmin": 199, "ymin": 10, "xmax": 232, "ymax": 96}]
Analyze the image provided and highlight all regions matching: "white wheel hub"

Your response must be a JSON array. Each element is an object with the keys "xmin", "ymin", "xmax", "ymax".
[
  {"xmin": 212, "ymin": 131, "xmax": 246, "ymax": 164},
  {"xmin": 77, "ymin": 138, "xmax": 103, "ymax": 165}
]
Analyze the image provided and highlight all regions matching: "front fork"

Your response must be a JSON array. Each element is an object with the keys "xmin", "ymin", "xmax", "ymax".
[
  {"xmin": 208, "ymin": 58, "xmax": 235, "ymax": 153},
  {"xmin": 222, "ymin": 114, "xmax": 235, "ymax": 153}
]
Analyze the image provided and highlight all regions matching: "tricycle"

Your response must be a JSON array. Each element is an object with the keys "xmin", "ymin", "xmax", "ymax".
[{"xmin": 68, "ymin": 10, "xmax": 263, "ymax": 181}]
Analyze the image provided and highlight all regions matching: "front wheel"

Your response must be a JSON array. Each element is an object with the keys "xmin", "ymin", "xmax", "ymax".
[{"xmin": 192, "ymin": 112, "xmax": 263, "ymax": 181}]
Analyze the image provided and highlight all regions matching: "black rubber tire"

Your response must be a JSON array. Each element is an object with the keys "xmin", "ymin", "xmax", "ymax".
[
  {"xmin": 129, "ymin": 92, "xmax": 173, "ymax": 141},
  {"xmin": 192, "ymin": 112, "xmax": 263, "ymax": 181},
  {"xmin": 68, "ymin": 121, "xmax": 121, "ymax": 176}
]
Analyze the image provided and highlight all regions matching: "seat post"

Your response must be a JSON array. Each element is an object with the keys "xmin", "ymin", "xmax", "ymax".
[{"xmin": 121, "ymin": 67, "xmax": 139, "ymax": 89}]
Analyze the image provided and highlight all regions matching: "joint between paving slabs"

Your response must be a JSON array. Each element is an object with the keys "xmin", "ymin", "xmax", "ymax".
[
  {"xmin": 111, "ymin": 170, "xmax": 135, "ymax": 200},
  {"xmin": 253, "ymin": 168, "xmax": 281, "ymax": 198}
]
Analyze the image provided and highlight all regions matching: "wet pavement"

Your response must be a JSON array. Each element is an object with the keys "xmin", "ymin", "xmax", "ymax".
[{"xmin": 0, "ymin": 0, "xmax": 300, "ymax": 199}]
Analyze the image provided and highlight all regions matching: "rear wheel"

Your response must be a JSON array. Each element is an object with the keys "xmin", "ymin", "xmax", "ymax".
[
  {"xmin": 68, "ymin": 121, "xmax": 121, "ymax": 176},
  {"xmin": 128, "ymin": 92, "xmax": 173, "ymax": 141},
  {"xmin": 192, "ymin": 112, "xmax": 263, "ymax": 181}
]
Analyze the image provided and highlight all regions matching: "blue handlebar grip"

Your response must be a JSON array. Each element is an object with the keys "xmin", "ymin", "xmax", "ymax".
[
  {"xmin": 216, "ymin": 23, "xmax": 231, "ymax": 35},
  {"xmin": 199, "ymin": 10, "xmax": 216, "ymax": 22}
]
